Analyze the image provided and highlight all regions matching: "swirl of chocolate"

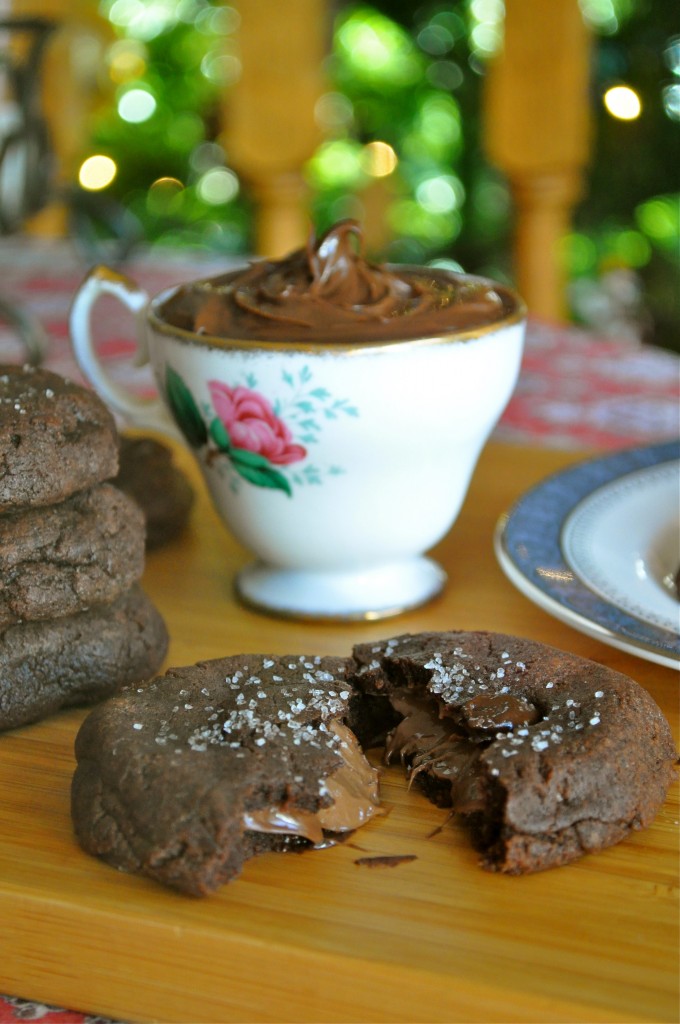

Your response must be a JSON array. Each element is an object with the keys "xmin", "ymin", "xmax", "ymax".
[
  {"xmin": 230, "ymin": 220, "xmax": 433, "ymax": 328},
  {"xmin": 159, "ymin": 220, "xmax": 516, "ymax": 343}
]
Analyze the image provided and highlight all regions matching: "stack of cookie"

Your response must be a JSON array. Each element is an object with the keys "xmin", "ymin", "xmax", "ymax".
[{"xmin": 0, "ymin": 364, "xmax": 169, "ymax": 732}]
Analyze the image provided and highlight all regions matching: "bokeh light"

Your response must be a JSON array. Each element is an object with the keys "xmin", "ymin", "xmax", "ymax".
[
  {"xmin": 193, "ymin": 3, "xmax": 240, "ymax": 35},
  {"xmin": 426, "ymin": 60, "xmax": 464, "ymax": 91},
  {"xmin": 606, "ymin": 228, "xmax": 651, "ymax": 267},
  {"xmin": 635, "ymin": 195, "xmax": 680, "ymax": 253},
  {"xmin": 603, "ymin": 85, "xmax": 642, "ymax": 120},
  {"xmin": 106, "ymin": 0, "xmax": 143, "ymax": 27},
  {"xmin": 335, "ymin": 9, "xmax": 423, "ymax": 87},
  {"xmin": 106, "ymin": 0, "xmax": 176, "ymax": 40},
  {"xmin": 664, "ymin": 35, "xmax": 680, "ymax": 75},
  {"xmin": 107, "ymin": 39, "xmax": 147, "ymax": 83},
  {"xmin": 146, "ymin": 176, "xmax": 184, "ymax": 216},
  {"xmin": 662, "ymin": 84, "xmax": 680, "ymax": 122},
  {"xmin": 361, "ymin": 141, "xmax": 398, "ymax": 178},
  {"xmin": 417, "ymin": 23, "xmax": 455, "ymax": 57},
  {"xmin": 314, "ymin": 92, "xmax": 355, "ymax": 134},
  {"xmin": 469, "ymin": 0, "xmax": 504, "ymax": 57},
  {"xmin": 117, "ymin": 87, "xmax": 157, "ymax": 123},
  {"xmin": 579, "ymin": 0, "xmax": 619, "ymax": 34},
  {"xmin": 388, "ymin": 197, "xmax": 462, "ymax": 245},
  {"xmin": 196, "ymin": 167, "xmax": 239, "ymax": 205},
  {"xmin": 200, "ymin": 53, "xmax": 241, "ymax": 86},
  {"xmin": 416, "ymin": 175, "xmax": 464, "ymax": 214},
  {"xmin": 561, "ymin": 232, "xmax": 599, "ymax": 275},
  {"xmin": 306, "ymin": 139, "xmax": 365, "ymax": 190},
  {"xmin": 189, "ymin": 141, "xmax": 227, "ymax": 174},
  {"xmin": 78, "ymin": 155, "xmax": 117, "ymax": 190}
]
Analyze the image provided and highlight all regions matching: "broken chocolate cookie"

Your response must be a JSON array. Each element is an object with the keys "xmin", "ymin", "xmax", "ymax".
[{"xmin": 350, "ymin": 630, "xmax": 678, "ymax": 874}]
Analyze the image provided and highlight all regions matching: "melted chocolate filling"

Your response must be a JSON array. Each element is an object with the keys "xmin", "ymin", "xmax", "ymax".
[
  {"xmin": 243, "ymin": 721, "xmax": 381, "ymax": 846},
  {"xmin": 385, "ymin": 689, "xmax": 541, "ymax": 815}
]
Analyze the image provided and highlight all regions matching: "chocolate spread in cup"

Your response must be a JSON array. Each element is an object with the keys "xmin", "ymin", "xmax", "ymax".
[{"xmin": 159, "ymin": 220, "xmax": 516, "ymax": 343}]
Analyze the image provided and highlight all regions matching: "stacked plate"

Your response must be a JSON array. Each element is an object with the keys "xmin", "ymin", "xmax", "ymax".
[{"xmin": 495, "ymin": 440, "xmax": 680, "ymax": 669}]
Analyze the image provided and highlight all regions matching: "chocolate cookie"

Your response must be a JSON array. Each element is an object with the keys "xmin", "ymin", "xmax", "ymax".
[
  {"xmin": 350, "ymin": 631, "xmax": 678, "ymax": 874},
  {"xmin": 71, "ymin": 653, "xmax": 380, "ymax": 896},
  {"xmin": 0, "ymin": 364, "xmax": 118, "ymax": 511},
  {"xmin": 71, "ymin": 632, "xmax": 677, "ymax": 891},
  {"xmin": 0, "ymin": 483, "xmax": 146, "ymax": 629},
  {"xmin": 0, "ymin": 585, "xmax": 168, "ymax": 732},
  {"xmin": 113, "ymin": 435, "xmax": 194, "ymax": 549}
]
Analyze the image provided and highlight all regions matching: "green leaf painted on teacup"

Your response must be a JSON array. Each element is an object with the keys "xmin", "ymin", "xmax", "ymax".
[
  {"xmin": 209, "ymin": 416, "xmax": 231, "ymax": 453},
  {"xmin": 230, "ymin": 449, "xmax": 292, "ymax": 496},
  {"xmin": 229, "ymin": 447, "xmax": 273, "ymax": 469},
  {"xmin": 166, "ymin": 367, "xmax": 207, "ymax": 448}
]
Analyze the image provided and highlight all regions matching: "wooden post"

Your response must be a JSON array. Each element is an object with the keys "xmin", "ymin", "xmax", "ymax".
[
  {"xmin": 223, "ymin": 0, "xmax": 328, "ymax": 257},
  {"xmin": 484, "ymin": 0, "xmax": 592, "ymax": 321}
]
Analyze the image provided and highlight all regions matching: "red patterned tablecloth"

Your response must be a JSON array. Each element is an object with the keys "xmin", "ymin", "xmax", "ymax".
[{"xmin": 0, "ymin": 238, "xmax": 678, "ymax": 1024}]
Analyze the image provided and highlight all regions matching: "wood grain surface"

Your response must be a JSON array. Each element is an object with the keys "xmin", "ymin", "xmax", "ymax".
[{"xmin": 0, "ymin": 442, "xmax": 677, "ymax": 1024}]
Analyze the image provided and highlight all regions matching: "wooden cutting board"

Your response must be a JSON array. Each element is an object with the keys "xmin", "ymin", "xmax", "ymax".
[{"xmin": 0, "ymin": 443, "xmax": 677, "ymax": 1024}]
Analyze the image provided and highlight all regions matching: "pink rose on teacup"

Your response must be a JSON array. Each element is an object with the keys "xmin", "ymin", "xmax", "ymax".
[{"xmin": 208, "ymin": 381, "xmax": 306, "ymax": 466}]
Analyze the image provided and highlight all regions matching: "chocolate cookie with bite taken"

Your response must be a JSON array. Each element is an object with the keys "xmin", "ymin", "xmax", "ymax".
[
  {"xmin": 350, "ymin": 630, "xmax": 678, "ymax": 874},
  {"xmin": 0, "ymin": 364, "xmax": 118, "ymax": 511},
  {"xmin": 71, "ymin": 653, "xmax": 380, "ymax": 896}
]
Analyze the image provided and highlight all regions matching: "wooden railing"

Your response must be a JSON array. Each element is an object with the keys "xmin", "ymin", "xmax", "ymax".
[{"xmin": 484, "ymin": 0, "xmax": 592, "ymax": 321}]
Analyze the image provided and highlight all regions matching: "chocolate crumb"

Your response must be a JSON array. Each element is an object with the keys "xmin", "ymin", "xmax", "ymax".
[
  {"xmin": 426, "ymin": 812, "xmax": 455, "ymax": 839},
  {"xmin": 354, "ymin": 854, "xmax": 417, "ymax": 868}
]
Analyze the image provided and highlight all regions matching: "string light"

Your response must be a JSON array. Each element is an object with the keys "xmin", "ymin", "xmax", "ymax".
[
  {"xmin": 416, "ymin": 174, "xmax": 464, "ymax": 213},
  {"xmin": 107, "ymin": 39, "xmax": 147, "ymax": 83},
  {"xmin": 78, "ymin": 155, "xmax": 117, "ymax": 190},
  {"xmin": 662, "ymin": 84, "xmax": 680, "ymax": 123},
  {"xmin": 146, "ymin": 177, "xmax": 184, "ymax": 216},
  {"xmin": 118, "ymin": 88, "xmax": 157, "ymax": 124},
  {"xmin": 361, "ymin": 141, "xmax": 398, "ymax": 178},
  {"xmin": 603, "ymin": 85, "xmax": 642, "ymax": 120},
  {"xmin": 196, "ymin": 168, "xmax": 239, "ymax": 205}
]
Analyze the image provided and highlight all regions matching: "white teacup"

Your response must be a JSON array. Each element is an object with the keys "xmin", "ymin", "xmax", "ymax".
[{"xmin": 70, "ymin": 257, "xmax": 525, "ymax": 620}]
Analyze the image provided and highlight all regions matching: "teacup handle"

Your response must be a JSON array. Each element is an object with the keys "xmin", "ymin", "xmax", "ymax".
[{"xmin": 69, "ymin": 264, "xmax": 181, "ymax": 440}]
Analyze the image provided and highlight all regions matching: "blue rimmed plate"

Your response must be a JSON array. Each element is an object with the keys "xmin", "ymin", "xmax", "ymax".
[{"xmin": 494, "ymin": 440, "xmax": 680, "ymax": 669}]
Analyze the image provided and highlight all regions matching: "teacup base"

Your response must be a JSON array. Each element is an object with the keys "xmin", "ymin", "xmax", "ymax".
[{"xmin": 235, "ymin": 557, "xmax": 447, "ymax": 622}]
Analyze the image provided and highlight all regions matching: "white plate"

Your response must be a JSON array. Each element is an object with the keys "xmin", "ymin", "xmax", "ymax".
[{"xmin": 494, "ymin": 441, "xmax": 680, "ymax": 669}]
